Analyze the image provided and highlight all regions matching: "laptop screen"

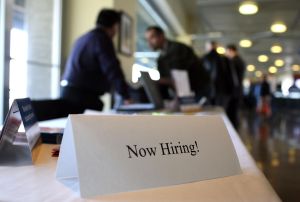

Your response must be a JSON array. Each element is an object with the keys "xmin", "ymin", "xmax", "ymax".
[{"xmin": 140, "ymin": 71, "xmax": 164, "ymax": 109}]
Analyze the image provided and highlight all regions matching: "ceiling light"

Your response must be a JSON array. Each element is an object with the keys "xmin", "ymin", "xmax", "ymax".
[
  {"xmin": 258, "ymin": 55, "xmax": 268, "ymax": 62},
  {"xmin": 247, "ymin": 64, "xmax": 256, "ymax": 72},
  {"xmin": 217, "ymin": 46, "xmax": 225, "ymax": 54},
  {"xmin": 292, "ymin": 65, "xmax": 300, "ymax": 71},
  {"xmin": 239, "ymin": 1, "xmax": 259, "ymax": 15},
  {"xmin": 239, "ymin": 39, "xmax": 252, "ymax": 48},
  {"xmin": 270, "ymin": 45, "xmax": 283, "ymax": 53},
  {"xmin": 270, "ymin": 22, "xmax": 287, "ymax": 33},
  {"xmin": 268, "ymin": 66, "xmax": 278, "ymax": 74},
  {"xmin": 255, "ymin": 71, "xmax": 262, "ymax": 77},
  {"xmin": 275, "ymin": 59, "xmax": 284, "ymax": 67}
]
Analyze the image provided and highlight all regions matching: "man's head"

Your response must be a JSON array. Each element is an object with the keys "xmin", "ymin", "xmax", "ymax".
[
  {"xmin": 205, "ymin": 41, "xmax": 218, "ymax": 52},
  {"xmin": 96, "ymin": 9, "xmax": 121, "ymax": 38},
  {"xmin": 263, "ymin": 74, "xmax": 268, "ymax": 81},
  {"xmin": 145, "ymin": 26, "xmax": 166, "ymax": 50},
  {"xmin": 226, "ymin": 44, "xmax": 238, "ymax": 59}
]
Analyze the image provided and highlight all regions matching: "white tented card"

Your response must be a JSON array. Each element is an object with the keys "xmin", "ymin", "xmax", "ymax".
[
  {"xmin": 56, "ymin": 115, "xmax": 241, "ymax": 197},
  {"xmin": 171, "ymin": 69, "xmax": 194, "ymax": 97},
  {"xmin": 0, "ymin": 98, "xmax": 41, "ymax": 166}
]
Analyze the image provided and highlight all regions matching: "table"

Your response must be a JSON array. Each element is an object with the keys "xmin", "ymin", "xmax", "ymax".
[{"xmin": 0, "ymin": 113, "xmax": 281, "ymax": 202}]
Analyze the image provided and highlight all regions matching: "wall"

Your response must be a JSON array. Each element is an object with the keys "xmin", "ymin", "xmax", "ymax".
[
  {"xmin": 164, "ymin": 0, "xmax": 189, "ymax": 34},
  {"xmin": 176, "ymin": 35, "xmax": 192, "ymax": 46},
  {"xmin": 114, "ymin": 0, "xmax": 137, "ymax": 81}
]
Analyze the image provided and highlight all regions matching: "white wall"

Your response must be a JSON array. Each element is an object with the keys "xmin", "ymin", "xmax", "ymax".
[{"xmin": 114, "ymin": 0, "xmax": 137, "ymax": 81}]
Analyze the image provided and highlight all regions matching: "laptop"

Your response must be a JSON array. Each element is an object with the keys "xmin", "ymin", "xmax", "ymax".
[{"xmin": 116, "ymin": 71, "xmax": 164, "ymax": 112}]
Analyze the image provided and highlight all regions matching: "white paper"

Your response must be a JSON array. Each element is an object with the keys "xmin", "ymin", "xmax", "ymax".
[
  {"xmin": 171, "ymin": 70, "xmax": 194, "ymax": 97},
  {"xmin": 56, "ymin": 115, "xmax": 241, "ymax": 197}
]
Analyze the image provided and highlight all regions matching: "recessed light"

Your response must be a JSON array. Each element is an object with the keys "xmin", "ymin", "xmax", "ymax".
[
  {"xmin": 292, "ymin": 65, "xmax": 300, "ymax": 71},
  {"xmin": 258, "ymin": 55, "xmax": 269, "ymax": 62},
  {"xmin": 239, "ymin": 39, "xmax": 252, "ymax": 48},
  {"xmin": 275, "ymin": 59, "xmax": 284, "ymax": 67},
  {"xmin": 255, "ymin": 71, "xmax": 262, "ymax": 77},
  {"xmin": 271, "ymin": 22, "xmax": 287, "ymax": 33},
  {"xmin": 239, "ymin": 1, "xmax": 259, "ymax": 15},
  {"xmin": 217, "ymin": 46, "xmax": 225, "ymax": 54},
  {"xmin": 270, "ymin": 45, "xmax": 283, "ymax": 53},
  {"xmin": 247, "ymin": 65, "xmax": 256, "ymax": 72},
  {"xmin": 268, "ymin": 66, "xmax": 278, "ymax": 74}
]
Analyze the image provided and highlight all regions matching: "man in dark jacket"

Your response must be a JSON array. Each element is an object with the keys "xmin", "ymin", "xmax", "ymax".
[
  {"xmin": 145, "ymin": 26, "xmax": 210, "ymax": 101},
  {"xmin": 61, "ymin": 9, "xmax": 131, "ymax": 111},
  {"xmin": 226, "ymin": 44, "xmax": 246, "ymax": 129},
  {"xmin": 202, "ymin": 41, "xmax": 232, "ymax": 106}
]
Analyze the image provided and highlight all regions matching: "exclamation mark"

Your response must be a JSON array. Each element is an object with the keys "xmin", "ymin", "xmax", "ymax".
[{"xmin": 195, "ymin": 141, "xmax": 199, "ymax": 153}]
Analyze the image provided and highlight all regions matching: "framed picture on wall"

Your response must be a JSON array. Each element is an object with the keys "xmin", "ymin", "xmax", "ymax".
[{"xmin": 118, "ymin": 11, "xmax": 133, "ymax": 56}]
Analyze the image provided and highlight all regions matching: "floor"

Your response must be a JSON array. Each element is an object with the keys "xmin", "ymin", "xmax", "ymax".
[{"xmin": 238, "ymin": 107, "xmax": 300, "ymax": 202}]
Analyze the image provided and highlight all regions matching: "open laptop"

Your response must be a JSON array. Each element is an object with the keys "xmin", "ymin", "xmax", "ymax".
[{"xmin": 116, "ymin": 71, "xmax": 164, "ymax": 112}]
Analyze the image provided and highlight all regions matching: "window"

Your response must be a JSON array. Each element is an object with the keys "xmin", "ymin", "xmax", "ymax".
[{"xmin": 0, "ymin": 0, "xmax": 62, "ymax": 122}]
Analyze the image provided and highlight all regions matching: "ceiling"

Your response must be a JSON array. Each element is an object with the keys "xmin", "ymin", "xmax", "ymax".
[{"xmin": 177, "ymin": 0, "xmax": 300, "ymax": 76}]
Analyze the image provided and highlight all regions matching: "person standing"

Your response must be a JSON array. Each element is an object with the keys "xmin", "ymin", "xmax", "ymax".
[
  {"xmin": 258, "ymin": 74, "xmax": 272, "ymax": 118},
  {"xmin": 144, "ymin": 26, "xmax": 210, "ymax": 101},
  {"xmin": 226, "ymin": 44, "xmax": 246, "ymax": 129},
  {"xmin": 202, "ymin": 41, "xmax": 231, "ymax": 106},
  {"xmin": 61, "ymin": 9, "xmax": 131, "ymax": 112}
]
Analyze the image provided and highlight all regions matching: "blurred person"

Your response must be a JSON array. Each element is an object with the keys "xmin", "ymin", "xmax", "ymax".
[
  {"xmin": 61, "ymin": 9, "xmax": 131, "ymax": 111},
  {"xmin": 258, "ymin": 74, "xmax": 272, "ymax": 118},
  {"xmin": 226, "ymin": 44, "xmax": 246, "ymax": 129},
  {"xmin": 202, "ymin": 41, "xmax": 232, "ymax": 107},
  {"xmin": 245, "ymin": 80, "xmax": 259, "ymax": 111},
  {"xmin": 145, "ymin": 26, "xmax": 210, "ymax": 101},
  {"xmin": 260, "ymin": 75, "xmax": 271, "ymax": 98},
  {"xmin": 244, "ymin": 80, "xmax": 260, "ymax": 135}
]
